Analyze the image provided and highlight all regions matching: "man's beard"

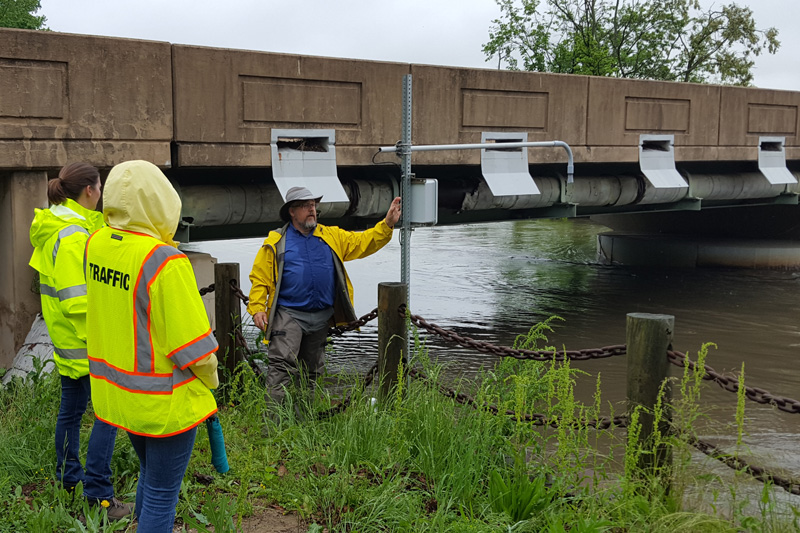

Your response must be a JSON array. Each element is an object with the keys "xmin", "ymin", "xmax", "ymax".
[{"xmin": 301, "ymin": 219, "xmax": 317, "ymax": 232}]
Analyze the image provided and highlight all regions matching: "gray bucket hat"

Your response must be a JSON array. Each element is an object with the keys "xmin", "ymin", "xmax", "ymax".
[{"xmin": 279, "ymin": 186, "xmax": 323, "ymax": 222}]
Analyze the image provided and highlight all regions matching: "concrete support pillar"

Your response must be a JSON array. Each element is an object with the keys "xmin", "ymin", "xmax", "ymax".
[{"xmin": 0, "ymin": 171, "xmax": 47, "ymax": 369}]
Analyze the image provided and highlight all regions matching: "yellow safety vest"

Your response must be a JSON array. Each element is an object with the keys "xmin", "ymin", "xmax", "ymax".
[
  {"xmin": 29, "ymin": 198, "xmax": 104, "ymax": 379},
  {"xmin": 85, "ymin": 227, "xmax": 218, "ymax": 437}
]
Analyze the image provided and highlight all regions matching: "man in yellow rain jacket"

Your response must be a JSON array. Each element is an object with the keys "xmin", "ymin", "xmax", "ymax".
[
  {"xmin": 85, "ymin": 160, "xmax": 218, "ymax": 532},
  {"xmin": 248, "ymin": 186, "xmax": 401, "ymax": 408}
]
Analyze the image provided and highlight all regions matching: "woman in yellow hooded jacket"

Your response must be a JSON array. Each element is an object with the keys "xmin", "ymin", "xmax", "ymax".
[
  {"xmin": 29, "ymin": 163, "xmax": 133, "ymax": 519},
  {"xmin": 85, "ymin": 160, "xmax": 219, "ymax": 532}
]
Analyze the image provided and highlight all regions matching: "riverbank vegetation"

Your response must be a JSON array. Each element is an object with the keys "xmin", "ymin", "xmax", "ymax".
[{"xmin": 1, "ymin": 325, "xmax": 799, "ymax": 532}]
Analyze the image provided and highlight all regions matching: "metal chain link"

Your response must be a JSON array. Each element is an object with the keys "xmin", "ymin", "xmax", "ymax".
[
  {"xmin": 407, "ymin": 367, "xmax": 628, "ymax": 430},
  {"xmin": 686, "ymin": 434, "xmax": 800, "ymax": 495},
  {"xmin": 328, "ymin": 308, "xmax": 379, "ymax": 337},
  {"xmin": 401, "ymin": 305, "xmax": 626, "ymax": 362},
  {"xmin": 229, "ymin": 279, "xmax": 249, "ymax": 304},
  {"xmin": 317, "ymin": 362, "xmax": 379, "ymax": 420},
  {"xmin": 198, "ymin": 283, "xmax": 215, "ymax": 296},
  {"xmin": 667, "ymin": 351, "xmax": 800, "ymax": 415}
]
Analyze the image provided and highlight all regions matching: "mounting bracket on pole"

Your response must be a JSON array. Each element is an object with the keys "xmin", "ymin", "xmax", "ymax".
[
  {"xmin": 758, "ymin": 136, "xmax": 797, "ymax": 185},
  {"xmin": 638, "ymin": 134, "xmax": 688, "ymax": 189}
]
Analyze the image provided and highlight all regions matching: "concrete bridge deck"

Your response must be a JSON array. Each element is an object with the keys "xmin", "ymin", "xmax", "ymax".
[{"xmin": 2, "ymin": 26, "xmax": 800, "ymax": 366}]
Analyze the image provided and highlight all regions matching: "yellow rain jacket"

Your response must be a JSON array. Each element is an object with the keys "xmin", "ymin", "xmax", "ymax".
[
  {"xmin": 247, "ymin": 220, "xmax": 393, "ymax": 343},
  {"xmin": 30, "ymin": 198, "xmax": 104, "ymax": 379},
  {"xmin": 86, "ymin": 160, "xmax": 218, "ymax": 437}
]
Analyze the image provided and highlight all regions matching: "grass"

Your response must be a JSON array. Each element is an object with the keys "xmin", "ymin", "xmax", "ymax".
[{"xmin": 1, "ymin": 325, "xmax": 800, "ymax": 532}]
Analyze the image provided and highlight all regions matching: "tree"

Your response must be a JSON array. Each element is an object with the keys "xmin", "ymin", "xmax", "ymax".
[
  {"xmin": 483, "ymin": 0, "xmax": 779, "ymax": 86},
  {"xmin": 0, "ymin": 0, "xmax": 47, "ymax": 30}
]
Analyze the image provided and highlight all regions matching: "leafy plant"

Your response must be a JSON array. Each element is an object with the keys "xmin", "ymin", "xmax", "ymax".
[{"xmin": 488, "ymin": 455, "xmax": 552, "ymax": 522}]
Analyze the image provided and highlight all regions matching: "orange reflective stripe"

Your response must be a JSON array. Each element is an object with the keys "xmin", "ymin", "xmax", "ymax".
[{"xmin": 94, "ymin": 408, "xmax": 217, "ymax": 439}]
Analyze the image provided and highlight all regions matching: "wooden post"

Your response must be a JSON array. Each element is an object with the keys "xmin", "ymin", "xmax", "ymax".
[
  {"xmin": 377, "ymin": 282, "xmax": 408, "ymax": 402},
  {"xmin": 626, "ymin": 312, "xmax": 673, "ymax": 480},
  {"xmin": 214, "ymin": 263, "xmax": 244, "ymax": 381}
]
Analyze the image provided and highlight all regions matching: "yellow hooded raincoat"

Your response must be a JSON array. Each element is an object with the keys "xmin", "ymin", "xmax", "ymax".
[
  {"xmin": 29, "ymin": 198, "xmax": 105, "ymax": 379},
  {"xmin": 85, "ymin": 160, "xmax": 218, "ymax": 437}
]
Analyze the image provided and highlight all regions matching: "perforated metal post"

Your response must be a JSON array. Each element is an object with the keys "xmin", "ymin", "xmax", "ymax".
[
  {"xmin": 400, "ymin": 75, "xmax": 412, "ymax": 299},
  {"xmin": 400, "ymin": 74, "xmax": 413, "ymax": 359}
]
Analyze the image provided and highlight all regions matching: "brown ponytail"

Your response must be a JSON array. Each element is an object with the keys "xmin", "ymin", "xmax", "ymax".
[{"xmin": 47, "ymin": 163, "xmax": 100, "ymax": 205}]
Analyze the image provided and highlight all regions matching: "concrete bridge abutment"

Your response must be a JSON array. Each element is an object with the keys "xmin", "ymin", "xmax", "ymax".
[{"xmin": 1, "ymin": 171, "xmax": 47, "ymax": 369}]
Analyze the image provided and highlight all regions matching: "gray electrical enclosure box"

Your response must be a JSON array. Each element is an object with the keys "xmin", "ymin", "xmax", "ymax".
[{"xmin": 409, "ymin": 178, "xmax": 438, "ymax": 226}]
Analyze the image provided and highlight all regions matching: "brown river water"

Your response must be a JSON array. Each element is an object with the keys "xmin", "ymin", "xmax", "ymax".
[{"xmin": 186, "ymin": 218, "xmax": 800, "ymax": 510}]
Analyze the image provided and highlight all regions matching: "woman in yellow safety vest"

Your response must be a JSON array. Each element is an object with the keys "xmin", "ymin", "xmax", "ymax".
[
  {"xmin": 85, "ymin": 160, "xmax": 219, "ymax": 532},
  {"xmin": 29, "ymin": 163, "xmax": 133, "ymax": 519}
]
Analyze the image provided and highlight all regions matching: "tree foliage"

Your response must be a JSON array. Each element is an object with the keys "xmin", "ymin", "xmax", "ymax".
[
  {"xmin": 483, "ymin": 0, "xmax": 779, "ymax": 86},
  {"xmin": 0, "ymin": 0, "xmax": 47, "ymax": 30}
]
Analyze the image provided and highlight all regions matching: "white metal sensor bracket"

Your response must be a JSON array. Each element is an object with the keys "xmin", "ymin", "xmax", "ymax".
[
  {"xmin": 639, "ymin": 134, "xmax": 688, "ymax": 189},
  {"xmin": 270, "ymin": 129, "xmax": 350, "ymax": 203},
  {"xmin": 758, "ymin": 136, "xmax": 797, "ymax": 185},
  {"xmin": 480, "ymin": 132, "xmax": 540, "ymax": 196}
]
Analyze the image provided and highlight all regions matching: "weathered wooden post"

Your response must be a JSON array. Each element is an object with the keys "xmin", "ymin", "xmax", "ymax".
[
  {"xmin": 214, "ymin": 262, "xmax": 245, "ymax": 381},
  {"xmin": 377, "ymin": 282, "xmax": 408, "ymax": 402},
  {"xmin": 626, "ymin": 313, "xmax": 673, "ymax": 481}
]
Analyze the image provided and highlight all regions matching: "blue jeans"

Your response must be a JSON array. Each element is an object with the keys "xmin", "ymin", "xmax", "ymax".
[
  {"xmin": 55, "ymin": 375, "xmax": 117, "ymax": 500},
  {"xmin": 128, "ymin": 427, "xmax": 197, "ymax": 533}
]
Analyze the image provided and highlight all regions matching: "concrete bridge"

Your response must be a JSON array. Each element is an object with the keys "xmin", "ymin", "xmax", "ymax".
[{"xmin": 2, "ymin": 26, "xmax": 800, "ymax": 367}]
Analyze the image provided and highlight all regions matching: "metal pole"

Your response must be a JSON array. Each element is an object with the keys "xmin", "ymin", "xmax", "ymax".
[
  {"xmin": 399, "ymin": 74, "xmax": 413, "ymax": 360},
  {"xmin": 380, "ymin": 140, "xmax": 575, "ymax": 183}
]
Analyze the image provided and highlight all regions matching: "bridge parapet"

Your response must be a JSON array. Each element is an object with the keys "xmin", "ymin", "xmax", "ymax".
[
  {"xmin": 0, "ymin": 27, "xmax": 798, "ymax": 171},
  {"xmin": 0, "ymin": 28, "xmax": 172, "ymax": 169}
]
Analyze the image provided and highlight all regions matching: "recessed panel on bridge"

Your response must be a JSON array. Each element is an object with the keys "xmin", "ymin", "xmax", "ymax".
[
  {"xmin": 172, "ymin": 45, "xmax": 408, "ymax": 167},
  {"xmin": 410, "ymin": 65, "xmax": 588, "ymax": 166},
  {"xmin": 0, "ymin": 60, "xmax": 66, "ymax": 120},
  {"xmin": 586, "ymin": 77, "xmax": 720, "ymax": 163},
  {"xmin": 719, "ymin": 87, "xmax": 800, "ymax": 161},
  {"xmin": 0, "ymin": 29, "xmax": 173, "ymax": 169}
]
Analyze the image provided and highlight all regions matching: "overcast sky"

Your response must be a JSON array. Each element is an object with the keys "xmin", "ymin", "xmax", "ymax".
[{"xmin": 38, "ymin": 0, "xmax": 799, "ymax": 92}]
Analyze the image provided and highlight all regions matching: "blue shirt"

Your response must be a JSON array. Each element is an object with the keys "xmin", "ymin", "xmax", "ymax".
[{"xmin": 276, "ymin": 224, "xmax": 335, "ymax": 311}]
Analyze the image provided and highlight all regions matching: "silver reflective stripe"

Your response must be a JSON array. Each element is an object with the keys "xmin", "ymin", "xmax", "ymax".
[
  {"xmin": 90, "ymin": 359, "xmax": 194, "ymax": 393},
  {"xmin": 54, "ymin": 346, "xmax": 87, "ymax": 360},
  {"xmin": 40, "ymin": 283, "xmax": 58, "ymax": 298},
  {"xmin": 57, "ymin": 284, "xmax": 87, "ymax": 301},
  {"xmin": 40, "ymin": 283, "xmax": 86, "ymax": 301},
  {"xmin": 53, "ymin": 225, "xmax": 89, "ymax": 264},
  {"xmin": 170, "ymin": 332, "xmax": 219, "ymax": 369},
  {"xmin": 134, "ymin": 245, "xmax": 183, "ymax": 373}
]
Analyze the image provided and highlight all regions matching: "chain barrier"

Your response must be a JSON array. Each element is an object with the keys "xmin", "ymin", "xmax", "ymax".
[
  {"xmin": 409, "ymin": 365, "xmax": 800, "ymax": 495},
  {"xmin": 667, "ymin": 350, "xmax": 800, "ymax": 415},
  {"xmin": 328, "ymin": 308, "xmax": 379, "ymax": 337},
  {"xmin": 199, "ymin": 293, "xmax": 800, "ymax": 415},
  {"xmin": 407, "ymin": 367, "xmax": 628, "ymax": 430},
  {"xmin": 400, "ymin": 305, "xmax": 626, "ymax": 362},
  {"xmin": 686, "ymin": 434, "xmax": 800, "ymax": 495},
  {"xmin": 198, "ymin": 283, "xmax": 215, "ymax": 296},
  {"xmin": 200, "ymin": 285, "xmax": 800, "ymax": 493},
  {"xmin": 317, "ymin": 362, "xmax": 379, "ymax": 420}
]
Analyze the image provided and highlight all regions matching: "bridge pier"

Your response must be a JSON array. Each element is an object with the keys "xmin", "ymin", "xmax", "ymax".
[
  {"xmin": 1, "ymin": 171, "xmax": 47, "ymax": 368},
  {"xmin": 598, "ymin": 234, "xmax": 800, "ymax": 268}
]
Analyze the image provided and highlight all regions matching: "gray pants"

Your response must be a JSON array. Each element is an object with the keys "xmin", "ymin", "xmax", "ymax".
[{"xmin": 265, "ymin": 308, "xmax": 328, "ymax": 406}]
